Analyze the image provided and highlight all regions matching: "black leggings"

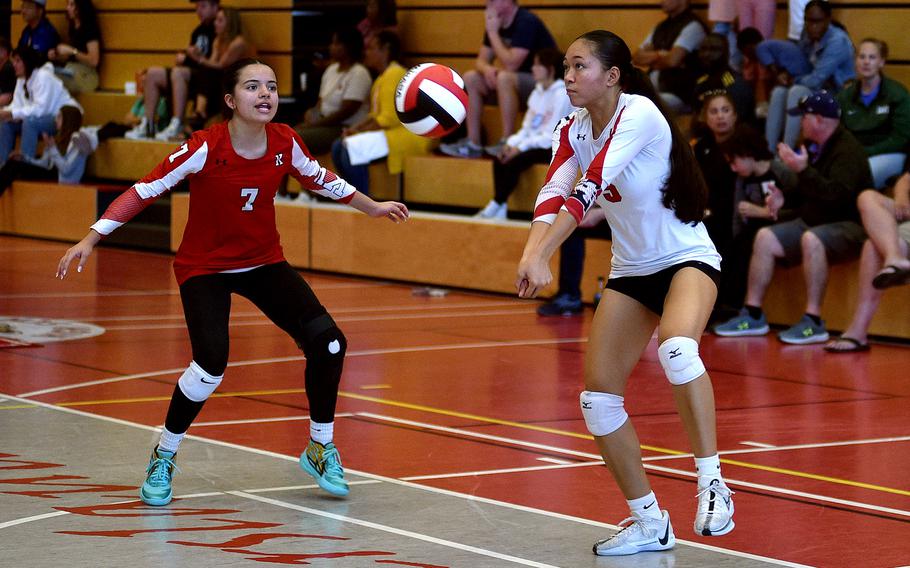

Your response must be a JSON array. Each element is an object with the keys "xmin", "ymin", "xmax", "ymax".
[{"xmin": 166, "ymin": 262, "xmax": 346, "ymax": 433}]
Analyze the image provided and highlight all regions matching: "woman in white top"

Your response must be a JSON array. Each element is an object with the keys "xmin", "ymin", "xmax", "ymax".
[
  {"xmin": 295, "ymin": 28, "xmax": 372, "ymax": 156},
  {"xmin": 0, "ymin": 47, "xmax": 82, "ymax": 168},
  {"xmin": 516, "ymin": 30, "xmax": 733, "ymax": 556},
  {"xmin": 476, "ymin": 47, "xmax": 576, "ymax": 220}
]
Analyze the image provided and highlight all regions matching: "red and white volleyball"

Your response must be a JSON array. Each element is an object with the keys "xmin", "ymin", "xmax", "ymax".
[{"xmin": 395, "ymin": 63, "xmax": 468, "ymax": 138}]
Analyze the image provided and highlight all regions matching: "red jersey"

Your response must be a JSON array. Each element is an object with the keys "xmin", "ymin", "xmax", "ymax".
[{"xmin": 91, "ymin": 122, "xmax": 356, "ymax": 284}]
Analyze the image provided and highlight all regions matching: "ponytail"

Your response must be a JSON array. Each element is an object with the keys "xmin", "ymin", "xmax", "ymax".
[{"xmin": 578, "ymin": 30, "xmax": 708, "ymax": 224}]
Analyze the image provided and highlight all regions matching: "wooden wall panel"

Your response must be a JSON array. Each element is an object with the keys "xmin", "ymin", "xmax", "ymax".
[
  {"xmin": 98, "ymin": 12, "xmax": 290, "ymax": 53},
  {"xmin": 0, "ymin": 182, "xmax": 97, "ymax": 241}
]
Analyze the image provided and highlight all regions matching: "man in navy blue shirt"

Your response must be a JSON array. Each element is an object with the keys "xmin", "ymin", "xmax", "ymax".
[
  {"xmin": 440, "ymin": 0, "xmax": 556, "ymax": 158},
  {"xmin": 17, "ymin": 0, "xmax": 59, "ymax": 63}
]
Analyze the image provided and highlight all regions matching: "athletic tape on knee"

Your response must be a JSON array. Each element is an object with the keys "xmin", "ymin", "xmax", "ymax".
[
  {"xmin": 580, "ymin": 391, "xmax": 628, "ymax": 436},
  {"xmin": 177, "ymin": 360, "xmax": 223, "ymax": 402},
  {"xmin": 657, "ymin": 336, "xmax": 705, "ymax": 385}
]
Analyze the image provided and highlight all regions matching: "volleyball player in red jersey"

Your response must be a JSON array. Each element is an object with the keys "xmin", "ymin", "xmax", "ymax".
[{"xmin": 57, "ymin": 59, "xmax": 409, "ymax": 504}]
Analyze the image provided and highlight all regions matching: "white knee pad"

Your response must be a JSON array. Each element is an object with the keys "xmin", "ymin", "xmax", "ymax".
[
  {"xmin": 580, "ymin": 391, "xmax": 628, "ymax": 437},
  {"xmin": 177, "ymin": 361, "xmax": 223, "ymax": 402},
  {"xmin": 657, "ymin": 336, "xmax": 705, "ymax": 385}
]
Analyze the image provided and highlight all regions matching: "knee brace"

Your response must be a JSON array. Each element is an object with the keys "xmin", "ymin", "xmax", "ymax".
[
  {"xmin": 657, "ymin": 336, "xmax": 705, "ymax": 385},
  {"xmin": 177, "ymin": 360, "xmax": 223, "ymax": 402},
  {"xmin": 297, "ymin": 313, "xmax": 347, "ymax": 362},
  {"xmin": 580, "ymin": 391, "xmax": 628, "ymax": 437}
]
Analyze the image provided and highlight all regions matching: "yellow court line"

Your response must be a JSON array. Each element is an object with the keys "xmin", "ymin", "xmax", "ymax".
[
  {"xmin": 719, "ymin": 457, "xmax": 910, "ymax": 497},
  {"xmin": 29, "ymin": 388, "xmax": 909, "ymax": 497}
]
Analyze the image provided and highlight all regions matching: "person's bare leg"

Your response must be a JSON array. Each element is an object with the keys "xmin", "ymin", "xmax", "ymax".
[
  {"xmin": 170, "ymin": 67, "xmax": 192, "ymax": 122},
  {"xmin": 800, "ymin": 231, "xmax": 828, "ymax": 316},
  {"xmin": 144, "ymin": 67, "xmax": 167, "ymax": 126},
  {"xmin": 585, "ymin": 291, "xmax": 659, "ymax": 500},
  {"xmin": 744, "ymin": 227, "xmax": 784, "ymax": 307},
  {"xmin": 462, "ymin": 70, "xmax": 488, "ymax": 145},
  {"xmin": 496, "ymin": 70, "xmax": 520, "ymax": 139}
]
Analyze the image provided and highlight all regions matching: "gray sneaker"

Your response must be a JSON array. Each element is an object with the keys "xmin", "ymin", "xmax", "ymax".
[
  {"xmin": 778, "ymin": 315, "xmax": 829, "ymax": 344},
  {"xmin": 439, "ymin": 138, "xmax": 482, "ymax": 158},
  {"xmin": 712, "ymin": 309, "xmax": 769, "ymax": 337},
  {"xmin": 484, "ymin": 138, "xmax": 506, "ymax": 157}
]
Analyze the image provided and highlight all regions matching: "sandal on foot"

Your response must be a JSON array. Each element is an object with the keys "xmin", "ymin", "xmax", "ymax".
[
  {"xmin": 824, "ymin": 336, "xmax": 870, "ymax": 353},
  {"xmin": 872, "ymin": 265, "xmax": 910, "ymax": 290}
]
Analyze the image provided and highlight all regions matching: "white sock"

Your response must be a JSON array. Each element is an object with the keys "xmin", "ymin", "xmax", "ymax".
[
  {"xmin": 627, "ymin": 491, "xmax": 662, "ymax": 520},
  {"xmin": 695, "ymin": 454, "xmax": 722, "ymax": 487},
  {"xmin": 158, "ymin": 427, "xmax": 185, "ymax": 454},
  {"xmin": 310, "ymin": 420, "xmax": 334, "ymax": 445}
]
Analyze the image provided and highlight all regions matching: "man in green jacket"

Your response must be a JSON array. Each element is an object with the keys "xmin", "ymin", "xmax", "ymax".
[{"xmin": 714, "ymin": 90, "xmax": 873, "ymax": 344}]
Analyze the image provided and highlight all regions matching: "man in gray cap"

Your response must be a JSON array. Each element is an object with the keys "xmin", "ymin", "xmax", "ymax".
[{"xmin": 713, "ymin": 89, "xmax": 873, "ymax": 344}]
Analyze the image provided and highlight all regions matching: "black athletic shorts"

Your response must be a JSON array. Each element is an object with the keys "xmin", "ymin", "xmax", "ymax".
[{"xmin": 606, "ymin": 261, "xmax": 720, "ymax": 316}]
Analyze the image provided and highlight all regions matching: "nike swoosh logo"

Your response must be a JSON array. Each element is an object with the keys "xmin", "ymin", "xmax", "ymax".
[
  {"xmin": 643, "ymin": 500, "xmax": 656, "ymax": 510},
  {"xmin": 658, "ymin": 522, "xmax": 670, "ymax": 546},
  {"xmin": 200, "ymin": 377, "xmax": 217, "ymax": 384}
]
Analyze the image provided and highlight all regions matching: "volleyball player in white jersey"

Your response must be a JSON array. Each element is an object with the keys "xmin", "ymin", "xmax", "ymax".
[{"xmin": 516, "ymin": 30, "xmax": 734, "ymax": 556}]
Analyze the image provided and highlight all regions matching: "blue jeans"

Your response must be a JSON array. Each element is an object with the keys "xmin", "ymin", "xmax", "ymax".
[
  {"xmin": 755, "ymin": 39, "xmax": 812, "ymax": 77},
  {"xmin": 330, "ymin": 138, "xmax": 370, "ymax": 196},
  {"xmin": 765, "ymin": 84, "xmax": 811, "ymax": 151},
  {"xmin": 869, "ymin": 153, "xmax": 907, "ymax": 190},
  {"xmin": 0, "ymin": 114, "xmax": 58, "ymax": 167}
]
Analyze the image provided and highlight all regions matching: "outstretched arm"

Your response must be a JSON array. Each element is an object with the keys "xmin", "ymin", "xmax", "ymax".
[
  {"xmin": 347, "ymin": 191, "xmax": 410, "ymax": 223},
  {"xmin": 56, "ymin": 229, "xmax": 102, "ymax": 279}
]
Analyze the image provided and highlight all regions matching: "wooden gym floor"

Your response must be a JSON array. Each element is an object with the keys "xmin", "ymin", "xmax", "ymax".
[{"xmin": 1, "ymin": 235, "xmax": 908, "ymax": 567}]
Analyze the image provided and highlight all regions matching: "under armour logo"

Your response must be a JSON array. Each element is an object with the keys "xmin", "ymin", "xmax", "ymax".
[
  {"xmin": 668, "ymin": 348, "xmax": 682, "ymax": 359},
  {"xmin": 215, "ymin": 158, "xmax": 228, "ymax": 166},
  {"xmin": 581, "ymin": 401, "xmax": 592, "ymax": 409},
  {"xmin": 576, "ymin": 133, "xmax": 587, "ymax": 140},
  {"xmin": 275, "ymin": 153, "xmax": 284, "ymax": 166}
]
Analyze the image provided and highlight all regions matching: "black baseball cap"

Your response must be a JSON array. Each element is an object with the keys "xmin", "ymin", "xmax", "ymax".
[{"xmin": 787, "ymin": 89, "xmax": 841, "ymax": 119}]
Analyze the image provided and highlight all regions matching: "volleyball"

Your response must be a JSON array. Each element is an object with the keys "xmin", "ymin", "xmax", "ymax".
[{"xmin": 395, "ymin": 63, "xmax": 469, "ymax": 138}]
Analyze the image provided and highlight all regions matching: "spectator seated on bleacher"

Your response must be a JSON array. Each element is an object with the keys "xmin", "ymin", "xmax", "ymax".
[
  {"xmin": 16, "ymin": 0, "xmax": 59, "ymax": 63},
  {"xmin": 294, "ymin": 28, "xmax": 371, "ymax": 157},
  {"xmin": 439, "ymin": 0, "xmax": 556, "ymax": 159},
  {"xmin": 0, "ymin": 47, "xmax": 82, "ymax": 169},
  {"xmin": 713, "ymin": 90, "xmax": 872, "ymax": 345},
  {"xmin": 0, "ymin": 37, "xmax": 15, "ymax": 107},
  {"xmin": 694, "ymin": 90, "xmax": 739, "ymax": 267},
  {"xmin": 183, "ymin": 6, "xmax": 256, "ymax": 132},
  {"xmin": 48, "ymin": 0, "xmax": 101, "ymax": 94},
  {"xmin": 476, "ymin": 47, "xmax": 575, "ymax": 220},
  {"xmin": 825, "ymin": 170, "xmax": 910, "ymax": 353},
  {"xmin": 0, "ymin": 105, "xmax": 93, "ymax": 195},
  {"xmin": 836, "ymin": 38, "xmax": 910, "ymax": 191},
  {"xmin": 357, "ymin": 0, "xmax": 398, "ymax": 44},
  {"xmin": 128, "ymin": 0, "xmax": 218, "ymax": 141},
  {"xmin": 692, "ymin": 34, "xmax": 754, "ymax": 133},
  {"xmin": 96, "ymin": 69, "xmax": 170, "ymax": 142},
  {"xmin": 632, "ymin": 0, "xmax": 707, "ymax": 115},
  {"xmin": 714, "ymin": 124, "xmax": 796, "ymax": 319},
  {"xmin": 331, "ymin": 31, "xmax": 431, "ymax": 197},
  {"xmin": 757, "ymin": 0, "xmax": 855, "ymax": 151}
]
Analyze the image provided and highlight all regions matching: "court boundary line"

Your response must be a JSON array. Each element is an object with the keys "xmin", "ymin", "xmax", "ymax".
[{"xmin": 0, "ymin": 392, "xmax": 810, "ymax": 567}]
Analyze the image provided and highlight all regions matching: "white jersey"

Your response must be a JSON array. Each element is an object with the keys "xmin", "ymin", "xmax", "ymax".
[{"xmin": 533, "ymin": 92, "xmax": 720, "ymax": 278}]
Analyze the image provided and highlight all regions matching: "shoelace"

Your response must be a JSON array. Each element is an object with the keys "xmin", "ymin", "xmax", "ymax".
[
  {"xmin": 146, "ymin": 455, "xmax": 179, "ymax": 486},
  {"xmin": 320, "ymin": 446, "xmax": 344, "ymax": 479},
  {"xmin": 604, "ymin": 516, "xmax": 640, "ymax": 542},
  {"xmin": 696, "ymin": 483, "xmax": 734, "ymax": 501}
]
